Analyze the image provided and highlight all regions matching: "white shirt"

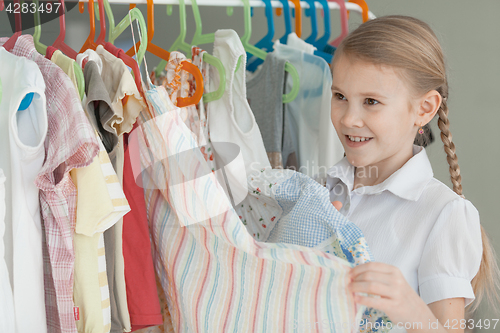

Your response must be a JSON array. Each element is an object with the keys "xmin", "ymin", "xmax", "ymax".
[
  {"xmin": 286, "ymin": 32, "xmax": 317, "ymax": 54},
  {"xmin": 321, "ymin": 145, "xmax": 482, "ymax": 308},
  {"xmin": 209, "ymin": 30, "xmax": 271, "ymax": 177},
  {"xmin": 0, "ymin": 48, "xmax": 48, "ymax": 332},
  {"xmin": 273, "ymin": 41, "xmax": 344, "ymax": 178}
]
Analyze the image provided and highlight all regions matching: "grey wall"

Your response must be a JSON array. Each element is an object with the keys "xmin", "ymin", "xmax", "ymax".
[{"xmin": 1, "ymin": 0, "xmax": 499, "ymax": 330}]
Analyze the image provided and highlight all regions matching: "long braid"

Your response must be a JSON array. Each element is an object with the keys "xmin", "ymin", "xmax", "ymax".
[
  {"xmin": 436, "ymin": 98, "xmax": 463, "ymax": 197},
  {"xmin": 437, "ymin": 97, "xmax": 500, "ymax": 313}
]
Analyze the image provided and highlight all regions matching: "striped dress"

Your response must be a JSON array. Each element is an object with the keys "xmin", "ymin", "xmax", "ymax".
[{"xmin": 131, "ymin": 79, "xmax": 388, "ymax": 332}]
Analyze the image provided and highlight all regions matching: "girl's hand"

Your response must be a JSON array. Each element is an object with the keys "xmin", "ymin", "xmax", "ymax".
[{"xmin": 348, "ymin": 262, "xmax": 429, "ymax": 325}]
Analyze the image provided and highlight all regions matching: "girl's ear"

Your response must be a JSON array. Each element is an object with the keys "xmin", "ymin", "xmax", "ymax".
[{"xmin": 416, "ymin": 90, "xmax": 442, "ymax": 126}]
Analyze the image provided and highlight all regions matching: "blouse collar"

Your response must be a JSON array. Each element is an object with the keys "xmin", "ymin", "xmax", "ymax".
[{"xmin": 325, "ymin": 145, "xmax": 434, "ymax": 201}]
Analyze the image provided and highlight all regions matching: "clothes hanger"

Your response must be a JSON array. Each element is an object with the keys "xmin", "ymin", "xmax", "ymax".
[
  {"xmin": 300, "ymin": 0, "xmax": 332, "ymax": 63},
  {"xmin": 190, "ymin": 0, "xmax": 226, "ymax": 103},
  {"xmin": 79, "ymin": 0, "xmax": 107, "ymax": 52},
  {"xmin": 29, "ymin": 0, "xmax": 85, "ymax": 100},
  {"xmin": 328, "ymin": 0, "xmax": 348, "ymax": 47},
  {"xmin": 99, "ymin": 2, "xmax": 147, "ymax": 94},
  {"xmin": 33, "ymin": 0, "xmax": 47, "ymax": 54},
  {"xmin": 289, "ymin": 0, "xmax": 302, "ymax": 38},
  {"xmin": 124, "ymin": 0, "xmax": 170, "ymax": 62},
  {"xmin": 311, "ymin": 0, "xmax": 331, "ymax": 48},
  {"xmin": 246, "ymin": 0, "xmax": 274, "ymax": 73},
  {"xmin": 347, "ymin": 0, "xmax": 369, "ymax": 23},
  {"xmin": 303, "ymin": 0, "xmax": 318, "ymax": 45},
  {"xmin": 2, "ymin": 0, "xmax": 22, "ymax": 51},
  {"xmin": 129, "ymin": 0, "xmax": 204, "ymax": 107},
  {"xmin": 150, "ymin": 0, "xmax": 189, "ymax": 77},
  {"xmin": 2, "ymin": 1, "xmax": 37, "ymax": 110},
  {"xmin": 239, "ymin": 0, "xmax": 299, "ymax": 103},
  {"xmin": 51, "ymin": 0, "xmax": 79, "ymax": 59},
  {"xmin": 277, "ymin": 0, "xmax": 293, "ymax": 44}
]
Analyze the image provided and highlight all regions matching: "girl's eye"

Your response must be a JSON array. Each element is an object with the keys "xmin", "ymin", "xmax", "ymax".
[
  {"xmin": 365, "ymin": 98, "xmax": 380, "ymax": 105},
  {"xmin": 335, "ymin": 93, "xmax": 347, "ymax": 101}
]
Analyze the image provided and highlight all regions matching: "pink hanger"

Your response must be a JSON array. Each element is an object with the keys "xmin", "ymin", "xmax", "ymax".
[
  {"xmin": 328, "ymin": 0, "xmax": 348, "ymax": 47},
  {"xmin": 3, "ymin": 0, "xmax": 22, "ymax": 51},
  {"xmin": 52, "ymin": 0, "xmax": 79, "ymax": 59}
]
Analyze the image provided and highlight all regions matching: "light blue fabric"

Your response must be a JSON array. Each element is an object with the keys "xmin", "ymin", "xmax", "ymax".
[
  {"xmin": 237, "ymin": 168, "xmax": 374, "ymax": 265},
  {"xmin": 268, "ymin": 170, "xmax": 374, "ymax": 263}
]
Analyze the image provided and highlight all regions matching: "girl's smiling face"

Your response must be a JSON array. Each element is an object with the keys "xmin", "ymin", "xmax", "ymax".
[{"xmin": 331, "ymin": 55, "xmax": 422, "ymax": 172}]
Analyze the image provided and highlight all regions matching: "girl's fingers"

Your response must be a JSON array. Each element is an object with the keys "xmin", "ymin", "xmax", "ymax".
[
  {"xmin": 348, "ymin": 281, "xmax": 394, "ymax": 299},
  {"xmin": 351, "ymin": 271, "xmax": 392, "ymax": 286},
  {"xmin": 349, "ymin": 262, "xmax": 397, "ymax": 279}
]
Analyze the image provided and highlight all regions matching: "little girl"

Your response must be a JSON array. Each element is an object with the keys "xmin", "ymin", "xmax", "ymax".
[{"xmin": 325, "ymin": 16, "xmax": 499, "ymax": 331}]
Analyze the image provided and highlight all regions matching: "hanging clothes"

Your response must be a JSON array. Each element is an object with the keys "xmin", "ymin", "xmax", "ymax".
[
  {"xmin": 95, "ymin": 44, "xmax": 148, "ymax": 333},
  {"xmin": 1, "ymin": 35, "xmax": 100, "ymax": 333},
  {"xmin": 49, "ymin": 49, "xmax": 80, "ymax": 94},
  {"xmin": 82, "ymin": 59, "xmax": 120, "ymax": 154},
  {"xmin": 0, "ymin": 168, "xmax": 15, "ymax": 333},
  {"xmin": 122, "ymin": 125, "xmax": 163, "ymax": 331},
  {"xmin": 208, "ymin": 29, "xmax": 271, "ymax": 176},
  {"xmin": 286, "ymin": 32, "xmax": 317, "ymax": 54},
  {"xmin": 191, "ymin": 46, "xmax": 216, "ymax": 172},
  {"xmin": 246, "ymin": 52, "xmax": 295, "ymax": 169},
  {"xmin": 71, "ymin": 57, "xmax": 133, "ymax": 333},
  {"xmin": 132, "ymin": 79, "xmax": 371, "ymax": 331},
  {"xmin": 273, "ymin": 40, "xmax": 344, "ymax": 178},
  {"xmin": 0, "ymin": 47, "xmax": 48, "ymax": 333}
]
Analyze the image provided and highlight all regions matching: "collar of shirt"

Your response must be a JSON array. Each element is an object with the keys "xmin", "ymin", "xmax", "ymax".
[{"xmin": 325, "ymin": 144, "xmax": 434, "ymax": 201}]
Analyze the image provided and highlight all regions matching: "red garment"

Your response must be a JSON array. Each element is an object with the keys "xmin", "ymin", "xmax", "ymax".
[{"xmin": 122, "ymin": 123, "xmax": 163, "ymax": 331}]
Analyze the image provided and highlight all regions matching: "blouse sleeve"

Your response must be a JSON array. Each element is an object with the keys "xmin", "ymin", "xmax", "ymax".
[{"xmin": 418, "ymin": 198, "xmax": 482, "ymax": 307}]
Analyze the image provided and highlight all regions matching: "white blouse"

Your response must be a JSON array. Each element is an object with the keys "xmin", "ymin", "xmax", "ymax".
[{"xmin": 318, "ymin": 145, "xmax": 482, "ymax": 308}]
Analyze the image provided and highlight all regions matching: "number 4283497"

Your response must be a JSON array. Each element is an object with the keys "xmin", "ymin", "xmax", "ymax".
[
  {"xmin": 443, "ymin": 319, "xmax": 499, "ymax": 330},
  {"xmin": 6, "ymin": 1, "xmax": 62, "ymax": 14}
]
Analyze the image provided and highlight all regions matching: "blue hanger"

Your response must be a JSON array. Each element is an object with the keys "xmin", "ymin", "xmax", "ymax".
[
  {"xmin": 246, "ymin": 0, "xmax": 275, "ymax": 72},
  {"xmin": 18, "ymin": 93, "xmax": 34, "ymax": 111},
  {"xmin": 302, "ymin": 0, "xmax": 332, "ymax": 63},
  {"xmin": 278, "ymin": 0, "xmax": 293, "ymax": 44},
  {"xmin": 304, "ymin": 0, "xmax": 318, "ymax": 44},
  {"xmin": 312, "ymin": 0, "xmax": 331, "ymax": 49}
]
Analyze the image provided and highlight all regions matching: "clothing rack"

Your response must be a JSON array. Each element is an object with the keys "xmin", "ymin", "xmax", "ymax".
[{"xmin": 72, "ymin": 0, "xmax": 376, "ymax": 20}]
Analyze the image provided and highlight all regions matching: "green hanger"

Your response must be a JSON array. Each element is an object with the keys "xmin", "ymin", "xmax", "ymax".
[
  {"xmin": 239, "ymin": 0, "xmax": 299, "ymax": 103},
  {"xmin": 104, "ymin": 2, "xmax": 148, "ymax": 66},
  {"xmin": 153, "ymin": 0, "xmax": 191, "ymax": 77},
  {"xmin": 99, "ymin": 0, "xmax": 117, "ymax": 44},
  {"xmin": 32, "ymin": 0, "xmax": 84, "ymax": 100},
  {"xmin": 190, "ymin": 0, "xmax": 226, "ymax": 103},
  {"xmin": 32, "ymin": 0, "xmax": 46, "ymax": 55}
]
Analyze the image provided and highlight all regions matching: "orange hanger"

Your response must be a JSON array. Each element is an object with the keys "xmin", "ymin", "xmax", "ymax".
[
  {"xmin": 290, "ymin": 0, "xmax": 302, "ymax": 38},
  {"xmin": 79, "ymin": 0, "xmax": 107, "ymax": 52},
  {"xmin": 125, "ymin": 0, "xmax": 203, "ymax": 107},
  {"xmin": 347, "ymin": 0, "xmax": 369, "ymax": 23},
  {"xmin": 125, "ymin": 0, "xmax": 170, "ymax": 61}
]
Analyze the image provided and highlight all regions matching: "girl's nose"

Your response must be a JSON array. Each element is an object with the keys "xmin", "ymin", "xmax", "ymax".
[{"xmin": 340, "ymin": 105, "xmax": 364, "ymax": 128}]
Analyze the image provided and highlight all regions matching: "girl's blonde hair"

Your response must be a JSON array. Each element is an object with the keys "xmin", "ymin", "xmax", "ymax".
[{"xmin": 332, "ymin": 15, "xmax": 499, "ymax": 313}]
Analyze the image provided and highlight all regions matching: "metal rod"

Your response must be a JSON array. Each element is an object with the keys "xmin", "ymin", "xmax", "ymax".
[{"xmin": 72, "ymin": 0, "xmax": 376, "ymax": 20}]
